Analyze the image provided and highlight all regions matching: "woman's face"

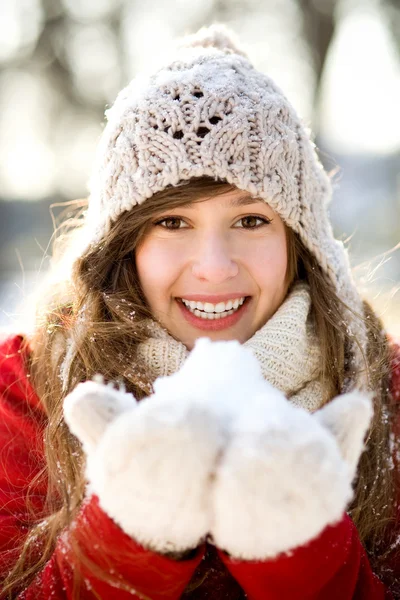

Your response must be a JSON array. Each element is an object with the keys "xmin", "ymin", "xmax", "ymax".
[{"xmin": 135, "ymin": 188, "xmax": 290, "ymax": 350}]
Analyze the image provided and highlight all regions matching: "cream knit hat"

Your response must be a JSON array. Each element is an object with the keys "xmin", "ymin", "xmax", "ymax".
[{"xmin": 84, "ymin": 24, "xmax": 368, "ymax": 391}]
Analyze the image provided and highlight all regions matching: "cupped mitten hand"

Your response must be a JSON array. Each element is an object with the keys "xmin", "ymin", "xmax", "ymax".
[
  {"xmin": 208, "ymin": 346, "xmax": 373, "ymax": 560},
  {"xmin": 62, "ymin": 338, "xmax": 273, "ymax": 555},
  {"xmin": 63, "ymin": 370, "xmax": 225, "ymax": 555},
  {"xmin": 63, "ymin": 337, "xmax": 373, "ymax": 563}
]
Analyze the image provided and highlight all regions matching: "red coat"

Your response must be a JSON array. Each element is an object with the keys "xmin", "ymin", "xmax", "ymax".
[{"xmin": 0, "ymin": 333, "xmax": 400, "ymax": 599}]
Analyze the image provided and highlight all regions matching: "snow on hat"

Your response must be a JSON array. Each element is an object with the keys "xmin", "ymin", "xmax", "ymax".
[{"xmin": 84, "ymin": 23, "xmax": 368, "ymax": 391}]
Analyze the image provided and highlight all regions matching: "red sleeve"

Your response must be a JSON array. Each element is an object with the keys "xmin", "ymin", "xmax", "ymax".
[
  {"xmin": 20, "ymin": 495, "xmax": 205, "ymax": 600},
  {"xmin": 0, "ymin": 334, "xmax": 205, "ymax": 599},
  {"xmin": 216, "ymin": 513, "xmax": 393, "ymax": 600}
]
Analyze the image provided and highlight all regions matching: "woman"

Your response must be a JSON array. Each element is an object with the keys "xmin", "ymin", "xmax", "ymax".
[{"xmin": 1, "ymin": 24, "xmax": 400, "ymax": 599}]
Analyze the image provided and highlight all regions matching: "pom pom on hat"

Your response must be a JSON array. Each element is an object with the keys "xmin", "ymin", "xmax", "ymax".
[{"xmin": 176, "ymin": 23, "xmax": 249, "ymax": 58}]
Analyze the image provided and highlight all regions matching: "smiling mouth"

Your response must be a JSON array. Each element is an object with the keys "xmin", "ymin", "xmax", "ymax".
[{"xmin": 177, "ymin": 297, "xmax": 251, "ymax": 320}]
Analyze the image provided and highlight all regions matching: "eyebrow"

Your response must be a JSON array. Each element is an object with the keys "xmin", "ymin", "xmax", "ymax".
[
  {"xmin": 178, "ymin": 193, "xmax": 264, "ymax": 209},
  {"xmin": 229, "ymin": 194, "xmax": 264, "ymax": 207}
]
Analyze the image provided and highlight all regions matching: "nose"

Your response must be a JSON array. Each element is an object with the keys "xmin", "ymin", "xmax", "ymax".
[{"xmin": 191, "ymin": 234, "xmax": 239, "ymax": 283}]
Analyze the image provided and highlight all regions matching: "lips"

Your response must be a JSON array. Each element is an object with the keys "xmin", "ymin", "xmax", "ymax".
[
  {"xmin": 176, "ymin": 296, "xmax": 251, "ymax": 332},
  {"xmin": 182, "ymin": 297, "xmax": 245, "ymax": 315}
]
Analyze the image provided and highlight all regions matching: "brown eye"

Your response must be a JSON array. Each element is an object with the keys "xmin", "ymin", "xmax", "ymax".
[
  {"xmin": 156, "ymin": 217, "xmax": 185, "ymax": 229},
  {"xmin": 242, "ymin": 216, "xmax": 258, "ymax": 228},
  {"xmin": 237, "ymin": 216, "xmax": 271, "ymax": 229}
]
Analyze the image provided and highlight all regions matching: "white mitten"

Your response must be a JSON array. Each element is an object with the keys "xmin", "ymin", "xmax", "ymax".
[
  {"xmin": 209, "ymin": 345, "xmax": 373, "ymax": 560},
  {"xmin": 64, "ymin": 338, "xmax": 373, "ymax": 562},
  {"xmin": 63, "ymin": 369, "xmax": 225, "ymax": 554}
]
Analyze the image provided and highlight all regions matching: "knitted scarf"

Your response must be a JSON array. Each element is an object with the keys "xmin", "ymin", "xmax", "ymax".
[{"xmin": 136, "ymin": 281, "xmax": 324, "ymax": 412}]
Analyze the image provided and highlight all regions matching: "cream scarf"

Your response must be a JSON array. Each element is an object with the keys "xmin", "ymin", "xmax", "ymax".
[{"xmin": 136, "ymin": 281, "xmax": 325, "ymax": 412}]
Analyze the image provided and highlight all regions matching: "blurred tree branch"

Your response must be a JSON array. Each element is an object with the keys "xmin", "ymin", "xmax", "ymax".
[
  {"xmin": 382, "ymin": 0, "xmax": 400, "ymax": 54},
  {"xmin": 298, "ymin": 0, "xmax": 336, "ymax": 93}
]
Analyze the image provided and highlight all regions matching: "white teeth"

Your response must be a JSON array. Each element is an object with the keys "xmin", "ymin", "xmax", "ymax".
[
  {"xmin": 181, "ymin": 296, "xmax": 247, "ymax": 319},
  {"xmin": 215, "ymin": 302, "xmax": 226, "ymax": 313},
  {"xmin": 203, "ymin": 302, "xmax": 215, "ymax": 313}
]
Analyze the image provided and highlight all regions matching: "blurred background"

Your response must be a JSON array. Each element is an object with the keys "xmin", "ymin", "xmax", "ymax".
[{"xmin": 0, "ymin": 0, "xmax": 399, "ymax": 334}]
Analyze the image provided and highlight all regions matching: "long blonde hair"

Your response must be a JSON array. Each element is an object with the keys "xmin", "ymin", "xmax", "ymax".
[{"xmin": 3, "ymin": 177, "xmax": 400, "ymax": 596}]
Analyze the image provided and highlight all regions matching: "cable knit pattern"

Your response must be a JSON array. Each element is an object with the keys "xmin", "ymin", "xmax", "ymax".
[
  {"xmin": 136, "ymin": 281, "xmax": 324, "ymax": 412},
  {"xmin": 79, "ymin": 24, "xmax": 368, "ymax": 393}
]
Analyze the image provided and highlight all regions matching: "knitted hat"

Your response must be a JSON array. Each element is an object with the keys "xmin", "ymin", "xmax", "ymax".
[{"xmin": 84, "ymin": 24, "xmax": 368, "ymax": 391}]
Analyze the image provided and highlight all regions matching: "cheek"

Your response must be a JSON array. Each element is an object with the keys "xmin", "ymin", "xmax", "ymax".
[
  {"xmin": 135, "ymin": 240, "xmax": 182, "ymax": 302},
  {"xmin": 249, "ymin": 236, "xmax": 288, "ymax": 289}
]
